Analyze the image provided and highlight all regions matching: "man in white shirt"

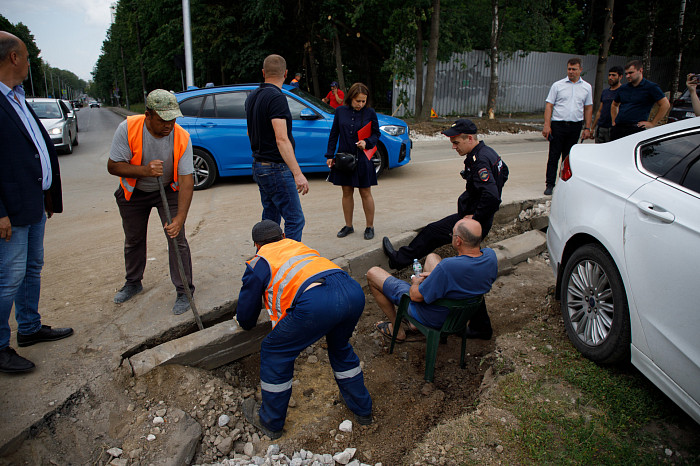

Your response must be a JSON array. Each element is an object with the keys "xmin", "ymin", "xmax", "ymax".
[{"xmin": 541, "ymin": 58, "xmax": 593, "ymax": 195}]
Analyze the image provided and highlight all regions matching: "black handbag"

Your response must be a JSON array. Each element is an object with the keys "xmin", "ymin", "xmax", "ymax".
[{"xmin": 334, "ymin": 152, "xmax": 358, "ymax": 173}]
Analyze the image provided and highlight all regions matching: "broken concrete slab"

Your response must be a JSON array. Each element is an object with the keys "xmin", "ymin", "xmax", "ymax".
[
  {"xmin": 492, "ymin": 230, "xmax": 547, "ymax": 275},
  {"xmin": 128, "ymin": 314, "xmax": 270, "ymax": 377}
]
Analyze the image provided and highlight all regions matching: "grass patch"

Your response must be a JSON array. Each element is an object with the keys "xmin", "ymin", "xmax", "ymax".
[{"xmin": 489, "ymin": 330, "xmax": 700, "ymax": 464}]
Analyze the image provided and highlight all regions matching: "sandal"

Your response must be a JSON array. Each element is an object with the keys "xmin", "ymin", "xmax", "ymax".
[{"xmin": 375, "ymin": 321, "xmax": 404, "ymax": 343}]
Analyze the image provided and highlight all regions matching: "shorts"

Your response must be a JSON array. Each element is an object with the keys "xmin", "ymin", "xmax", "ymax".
[{"xmin": 382, "ymin": 276, "xmax": 426, "ymax": 325}]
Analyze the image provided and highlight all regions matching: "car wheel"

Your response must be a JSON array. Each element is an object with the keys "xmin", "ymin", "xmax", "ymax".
[
  {"xmin": 64, "ymin": 134, "xmax": 73, "ymax": 154},
  {"xmin": 560, "ymin": 244, "xmax": 630, "ymax": 364},
  {"xmin": 192, "ymin": 148, "xmax": 217, "ymax": 190},
  {"xmin": 371, "ymin": 144, "xmax": 388, "ymax": 177}
]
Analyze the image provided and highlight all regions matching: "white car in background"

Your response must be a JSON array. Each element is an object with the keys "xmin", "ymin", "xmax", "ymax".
[
  {"xmin": 547, "ymin": 117, "xmax": 700, "ymax": 424},
  {"xmin": 26, "ymin": 98, "xmax": 78, "ymax": 154}
]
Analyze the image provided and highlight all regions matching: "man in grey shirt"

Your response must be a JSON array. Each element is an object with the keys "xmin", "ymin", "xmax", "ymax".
[{"xmin": 107, "ymin": 89, "xmax": 196, "ymax": 315}]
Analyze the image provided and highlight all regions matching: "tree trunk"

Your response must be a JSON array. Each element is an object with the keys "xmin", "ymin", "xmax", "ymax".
[
  {"xmin": 486, "ymin": 0, "xmax": 499, "ymax": 119},
  {"xmin": 593, "ymin": 0, "xmax": 615, "ymax": 116},
  {"xmin": 420, "ymin": 0, "xmax": 440, "ymax": 121},
  {"xmin": 333, "ymin": 29, "xmax": 346, "ymax": 91},
  {"xmin": 671, "ymin": 0, "xmax": 687, "ymax": 100},
  {"xmin": 134, "ymin": 14, "xmax": 147, "ymax": 103},
  {"xmin": 306, "ymin": 42, "xmax": 320, "ymax": 98},
  {"xmin": 643, "ymin": 0, "xmax": 658, "ymax": 76},
  {"xmin": 414, "ymin": 18, "xmax": 424, "ymax": 119}
]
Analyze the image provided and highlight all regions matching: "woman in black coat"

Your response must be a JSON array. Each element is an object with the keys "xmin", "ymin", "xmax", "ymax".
[{"xmin": 325, "ymin": 82, "xmax": 380, "ymax": 240}]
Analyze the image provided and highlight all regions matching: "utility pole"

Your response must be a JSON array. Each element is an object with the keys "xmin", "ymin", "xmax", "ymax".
[
  {"xmin": 120, "ymin": 44, "xmax": 130, "ymax": 109},
  {"xmin": 27, "ymin": 59, "xmax": 35, "ymax": 96},
  {"xmin": 182, "ymin": 0, "xmax": 194, "ymax": 88}
]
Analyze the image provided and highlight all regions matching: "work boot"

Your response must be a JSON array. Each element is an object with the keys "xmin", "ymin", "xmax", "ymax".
[
  {"xmin": 114, "ymin": 284, "xmax": 143, "ymax": 303},
  {"xmin": 543, "ymin": 185, "xmax": 554, "ymax": 196},
  {"xmin": 354, "ymin": 412, "xmax": 373, "ymax": 426},
  {"xmin": 172, "ymin": 293, "xmax": 191, "ymax": 315},
  {"xmin": 242, "ymin": 398, "xmax": 283, "ymax": 439}
]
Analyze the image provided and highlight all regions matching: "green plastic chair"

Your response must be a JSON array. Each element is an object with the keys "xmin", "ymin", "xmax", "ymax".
[{"xmin": 389, "ymin": 293, "xmax": 484, "ymax": 382}]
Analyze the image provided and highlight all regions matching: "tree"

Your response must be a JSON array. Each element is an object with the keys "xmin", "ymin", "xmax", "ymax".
[
  {"xmin": 592, "ymin": 0, "xmax": 614, "ymax": 116},
  {"xmin": 420, "ymin": 0, "xmax": 440, "ymax": 121}
]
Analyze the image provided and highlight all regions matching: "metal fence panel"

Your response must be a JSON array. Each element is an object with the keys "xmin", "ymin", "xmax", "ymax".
[{"xmin": 392, "ymin": 50, "xmax": 686, "ymax": 117}]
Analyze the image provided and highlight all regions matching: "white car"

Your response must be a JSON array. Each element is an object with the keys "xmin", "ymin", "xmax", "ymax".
[
  {"xmin": 27, "ymin": 98, "xmax": 78, "ymax": 154},
  {"xmin": 547, "ymin": 117, "xmax": 700, "ymax": 424}
]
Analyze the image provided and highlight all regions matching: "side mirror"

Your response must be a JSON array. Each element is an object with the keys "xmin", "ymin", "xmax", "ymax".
[{"xmin": 300, "ymin": 108, "xmax": 318, "ymax": 120}]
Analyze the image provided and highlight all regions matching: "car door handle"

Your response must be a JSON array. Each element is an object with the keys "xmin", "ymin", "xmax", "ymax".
[
  {"xmin": 200, "ymin": 122, "xmax": 217, "ymax": 128},
  {"xmin": 636, "ymin": 201, "xmax": 675, "ymax": 223}
]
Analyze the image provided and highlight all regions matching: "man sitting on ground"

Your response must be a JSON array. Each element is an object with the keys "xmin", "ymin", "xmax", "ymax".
[{"xmin": 367, "ymin": 219, "xmax": 497, "ymax": 342}]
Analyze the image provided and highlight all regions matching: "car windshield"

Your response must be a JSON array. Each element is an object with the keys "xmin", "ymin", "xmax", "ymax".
[
  {"xmin": 28, "ymin": 101, "xmax": 63, "ymax": 119},
  {"xmin": 289, "ymin": 87, "xmax": 335, "ymax": 114}
]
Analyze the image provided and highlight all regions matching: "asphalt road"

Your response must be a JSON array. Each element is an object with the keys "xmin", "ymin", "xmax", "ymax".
[{"xmin": 0, "ymin": 108, "xmax": 553, "ymax": 452}]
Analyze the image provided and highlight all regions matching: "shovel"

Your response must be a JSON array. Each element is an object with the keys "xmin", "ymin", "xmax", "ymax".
[{"xmin": 157, "ymin": 177, "xmax": 204, "ymax": 330}]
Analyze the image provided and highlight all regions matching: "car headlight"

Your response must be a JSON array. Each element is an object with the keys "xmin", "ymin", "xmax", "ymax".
[
  {"xmin": 380, "ymin": 125, "xmax": 406, "ymax": 136},
  {"xmin": 49, "ymin": 127, "xmax": 63, "ymax": 135}
]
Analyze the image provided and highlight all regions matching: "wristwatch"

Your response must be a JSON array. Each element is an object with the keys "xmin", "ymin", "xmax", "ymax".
[{"xmin": 584, "ymin": 127, "xmax": 591, "ymax": 130}]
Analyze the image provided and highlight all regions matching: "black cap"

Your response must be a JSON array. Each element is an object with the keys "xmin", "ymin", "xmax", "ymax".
[
  {"xmin": 441, "ymin": 119, "xmax": 478, "ymax": 137},
  {"xmin": 330, "ymin": 81, "xmax": 338, "ymax": 87},
  {"xmin": 252, "ymin": 220, "xmax": 283, "ymax": 243}
]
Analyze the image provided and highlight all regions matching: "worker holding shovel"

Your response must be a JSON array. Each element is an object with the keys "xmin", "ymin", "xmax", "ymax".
[{"xmin": 107, "ymin": 89, "xmax": 196, "ymax": 316}]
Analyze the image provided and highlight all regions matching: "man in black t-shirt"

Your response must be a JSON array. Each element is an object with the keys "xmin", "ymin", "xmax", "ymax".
[{"xmin": 245, "ymin": 54, "xmax": 309, "ymax": 241}]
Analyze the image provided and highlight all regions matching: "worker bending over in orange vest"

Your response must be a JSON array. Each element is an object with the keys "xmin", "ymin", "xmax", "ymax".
[
  {"xmin": 107, "ymin": 89, "xmax": 195, "ymax": 315},
  {"xmin": 237, "ymin": 220, "xmax": 372, "ymax": 439}
]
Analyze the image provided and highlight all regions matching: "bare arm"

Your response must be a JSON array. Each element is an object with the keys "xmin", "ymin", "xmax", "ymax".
[
  {"xmin": 164, "ymin": 173, "xmax": 193, "ymax": 238},
  {"xmin": 687, "ymin": 74, "xmax": 700, "ymax": 116},
  {"xmin": 542, "ymin": 102, "xmax": 554, "ymax": 139},
  {"xmin": 643, "ymin": 97, "xmax": 670, "ymax": 128},
  {"xmin": 582, "ymin": 104, "xmax": 593, "ymax": 139},
  {"xmin": 107, "ymin": 158, "xmax": 163, "ymax": 178},
  {"xmin": 271, "ymin": 118, "xmax": 309, "ymax": 195},
  {"xmin": 611, "ymin": 101, "xmax": 620, "ymax": 126},
  {"xmin": 592, "ymin": 105, "xmax": 602, "ymax": 130},
  {"xmin": 0, "ymin": 216, "xmax": 11, "ymax": 241},
  {"xmin": 408, "ymin": 274, "xmax": 425, "ymax": 302}
]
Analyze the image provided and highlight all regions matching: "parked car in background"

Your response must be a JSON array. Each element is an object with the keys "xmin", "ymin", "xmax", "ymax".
[
  {"xmin": 62, "ymin": 99, "xmax": 79, "ymax": 132},
  {"xmin": 89, "ymin": 101, "xmax": 100, "ymax": 108},
  {"xmin": 72, "ymin": 99, "xmax": 83, "ymax": 108},
  {"xmin": 668, "ymin": 87, "xmax": 700, "ymax": 122},
  {"xmin": 175, "ymin": 84, "xmax": 412, "ymax": 190},
  {"xmin": 547, "ymin": 118, "xmax": 700, "ymax": 424},
  {"xmin": 27, "ymin": 98, "xmax": 78, "ymax": 154}
]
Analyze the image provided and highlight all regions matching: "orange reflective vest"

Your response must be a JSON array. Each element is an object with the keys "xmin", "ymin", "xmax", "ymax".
[
  {"xmin": 247, "ymin": 238, "xmax": 341, "ymax": 328},
  {"xmin": 120, "ymin": 114, "xmax": 190, "ymax": 201}
]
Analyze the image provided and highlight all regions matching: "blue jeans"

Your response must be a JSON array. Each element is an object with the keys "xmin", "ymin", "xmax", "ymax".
[
  {"xmin": 252, "ymin": 161, "xmax": 305, "ymax": 241},
  {"xmin": 0, "ymin": 213, "xmax": 46, "ymax": 349},
  {"xmin": 258, "ymin": 272, "xmax": 372, "ymax": 432}
]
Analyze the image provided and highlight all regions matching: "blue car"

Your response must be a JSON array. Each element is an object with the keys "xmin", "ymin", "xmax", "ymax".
[{"xmin": 175, "ymin": 84, "xmax": 412, "ymax": 190}]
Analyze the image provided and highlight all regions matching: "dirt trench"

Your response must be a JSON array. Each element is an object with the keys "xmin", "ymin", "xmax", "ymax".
[{"xmin": 0, "ymin": 218, "xmax": 555, "ymax": 466}]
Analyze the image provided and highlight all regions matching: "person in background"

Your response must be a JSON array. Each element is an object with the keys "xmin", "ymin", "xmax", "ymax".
[
  {"xmin": 325, "ymin": 82, "xmax": 380, "ymax": 240},
  {"xmin": 289, "ymin": 72, "xmax": 301, "ymax": 89},
  {"xmin": 685, "ymin": 73, "xmax": 700, "ymax": 117},
  {"xmin": 591, "ymin": 66, "xmax": 623, "ymax": 143},
  {"xmin": 610, "ymin": 60, "xmax": 670, "ymax": 141},
  {"xmin": 322, "ymin": 81, "xmax": 344, "ymax": 109},
  {"xmin": 541, "ymin": 57, "xmax": 593, "ymax": 195}
]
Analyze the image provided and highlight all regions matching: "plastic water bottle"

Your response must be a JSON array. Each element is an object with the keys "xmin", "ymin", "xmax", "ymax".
[{"xmin": 412, "ymin": 259, "xmax": 422, "ymax": 277}]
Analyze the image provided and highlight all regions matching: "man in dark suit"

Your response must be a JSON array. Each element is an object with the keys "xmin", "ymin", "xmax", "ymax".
[{"xmin": 0, "ymin": 31, "xmax": 73, "ymax": 374}]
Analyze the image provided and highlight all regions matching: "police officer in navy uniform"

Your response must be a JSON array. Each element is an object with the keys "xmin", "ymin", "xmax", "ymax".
[{"xmin": 382, "ymin": 119, "xmax": 507, "ymax": 339}]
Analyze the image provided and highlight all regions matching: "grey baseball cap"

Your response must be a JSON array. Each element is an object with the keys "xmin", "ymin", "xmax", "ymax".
[{"xmin": 146, "ymin": 89, "xmax": 183, "ymax": 121}]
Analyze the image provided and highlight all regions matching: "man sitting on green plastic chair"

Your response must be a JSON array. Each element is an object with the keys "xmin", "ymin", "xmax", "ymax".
[{"xmin": 367, "ymin": 219, "xmax": 497, "ymax": 342}]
